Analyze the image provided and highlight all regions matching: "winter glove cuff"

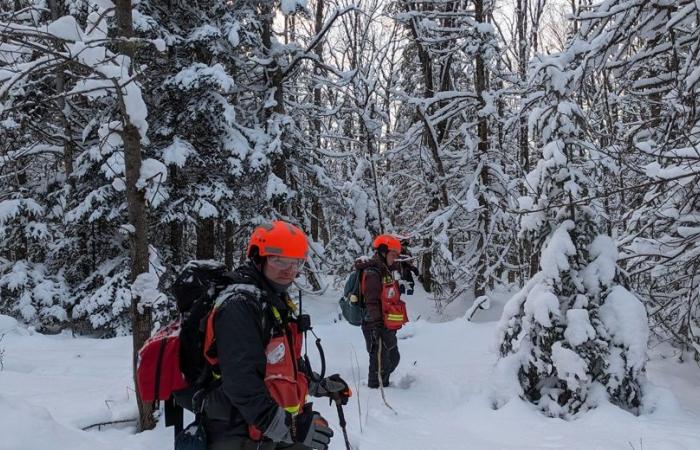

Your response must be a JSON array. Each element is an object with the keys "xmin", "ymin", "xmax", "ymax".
[{"xmin": 263, "ymin": 407, "xmax": 293, "ymax": 444}]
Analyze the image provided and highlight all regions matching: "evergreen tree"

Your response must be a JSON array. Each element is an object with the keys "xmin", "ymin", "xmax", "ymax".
[{"xmin": 498, "ymin": 43, "xmax": 647, "ymax": 416}]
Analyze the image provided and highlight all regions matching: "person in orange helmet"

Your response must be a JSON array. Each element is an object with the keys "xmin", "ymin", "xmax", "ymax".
[
  {"xmin": 201, "ymin": 220, "xmax": 349, "ymax": 450},
  {"xmin": 355, "ymin": 234, "xmax": 409, "ymax": 389}
]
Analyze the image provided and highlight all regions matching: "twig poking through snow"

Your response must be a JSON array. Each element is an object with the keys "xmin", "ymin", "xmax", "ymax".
[
  {"xmin": 351, "ymin": 345, "xmax": 363, "ymax": 433},
  {"xmin": 0, "ymin": 334, "xmax": 5, "ymax": 370},
  {"xmin": 466, "ymin": 296, "xmax": 490, "ymax": 321}
]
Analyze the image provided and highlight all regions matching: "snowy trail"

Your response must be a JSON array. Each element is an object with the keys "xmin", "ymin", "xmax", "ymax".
[
  {"xmin": 1, "ymin": 287, "xmax": 700, "ymax": 450},
  {"xmin": 305, "ymin": 287, "xmax": 700, "ymax": 450}
]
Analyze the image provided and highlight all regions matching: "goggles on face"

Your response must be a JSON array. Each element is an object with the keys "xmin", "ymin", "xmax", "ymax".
[{"xmin": 267, "ymin": 255, "xmax": 306, "ymax": 271}]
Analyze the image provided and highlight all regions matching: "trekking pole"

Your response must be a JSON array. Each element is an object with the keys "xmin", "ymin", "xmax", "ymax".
[
  {"xmin": 299, "ymin": 290, "xmax": 326, "ymax": 381},
  {"xmin": 331, "ymin": 394, "xmax": 352, "ymax": 450}
]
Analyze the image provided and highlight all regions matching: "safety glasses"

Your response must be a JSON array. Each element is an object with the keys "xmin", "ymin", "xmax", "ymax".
[{"xmin": 267, "ymin": 255, "xmax": 306, "ymax": 271}]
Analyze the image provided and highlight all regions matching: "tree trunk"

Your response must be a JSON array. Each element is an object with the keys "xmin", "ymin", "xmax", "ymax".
[
  {"xmin": 517, "ymin": 0, "xmax": 529, "ymax": 174},
  {"xmin": 170, "ymin": 221, "xmax": 183, "ymax": 265},
  {"xmin": 196, "ymin": 217, "xmax": 216, "ymax": 260},
  {"xmin": 310, "ymin": 0, "xmax": 325, "ymax": 243},
  {"xmin": 169, "ymin": 168, "xmax": 183, "ymax": 266},
  {"xmin": 404, "ymin": 3, "xmax": 452, "ymax": 293},
  {"xmin": 366, "ymin": 131, "xmax": 384, "ymax": 233},
  {"xmin": 123, "ymin": 122, "xmax": 155, "ymax": 432},
  {"xmin": 114, "ymin": 0, "xmax": 155, "ymax": 431},
  {"xmin": 224, "ymin": 220, "xmax": 235, "ymax": 270},
  {"xmin": 474, "ymin": 0, "xmax": 490, "ymax": 299},
  {"xmin": 261, "ymin": 2, "xmax": 288, "ymax": 215},
  {"xmin": 517, "ymin": 0, "xmax": 532, "ymax": 282},
  {"xmin": 48, "ymin": 0, "xmax": 75, "ymax": 182},
  {"xmin": 14, "ymin": 168, "xmax": 28, "ymax": 260},
  {"xmin": 420, "ymin": 237, "xmax": 433, "ymax": 293}
]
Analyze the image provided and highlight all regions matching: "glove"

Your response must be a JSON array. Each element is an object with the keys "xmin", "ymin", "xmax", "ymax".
[
  {"xmin": 309, "ymin": 373, "xmax": 352, "ymax": 405},
  {"xmin": 263, "ymin": 407, "xmax": 293, "ymax": 444},
  {"xmin": 297, "ymin": 412, "xmax": 333, "ymax": 450}
]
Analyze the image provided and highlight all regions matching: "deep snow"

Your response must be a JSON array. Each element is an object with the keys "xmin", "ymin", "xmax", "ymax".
[{"xmin": 1, "ymin": 284, "xmax": 699, "ymax": 450}]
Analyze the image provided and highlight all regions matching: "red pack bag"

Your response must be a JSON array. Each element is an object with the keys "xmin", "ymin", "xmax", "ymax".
[
  {"xmin": 380, "ymin": 281, "xmax": 409, "ymax": 330},
  {"xmin": 136, "ymin": 319, "xmax": 189, "ymax": 402}
]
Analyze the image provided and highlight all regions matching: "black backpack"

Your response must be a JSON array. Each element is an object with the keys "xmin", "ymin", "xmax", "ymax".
[
  {"xmin": 338, "ymin": 269, "xmax": 365, "ymax": 326},
  {"xmin": 136, "ymin": 260, "xmax": 234, "ymax": 436},
  {"xmin": 171, "ymin": 260, "xmax": 234, "ymax": 387}
]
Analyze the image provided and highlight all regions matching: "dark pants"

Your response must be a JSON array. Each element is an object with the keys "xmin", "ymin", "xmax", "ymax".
[
  {"xmin": 399, "ymin": 268, "xmax": 415, "ymax": 295},
  {"xmin": 209, "ymin": 437, "xmax": 309, "ymax": 450},
  {"xmin": 363, "ymin": 327, "xmax": 400, "ymax": 387},
  {"xmin": 402, "ymin": 268, "xmax": 415, "ymax": 287}
]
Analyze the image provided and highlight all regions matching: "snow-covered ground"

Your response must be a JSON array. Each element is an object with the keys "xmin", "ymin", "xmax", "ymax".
[{"xmin": 1, "ymin": 284, "xmax": 700, "ymax": 450}]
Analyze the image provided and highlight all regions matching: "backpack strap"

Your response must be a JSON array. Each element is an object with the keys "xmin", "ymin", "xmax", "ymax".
[
  {"xmin": 204, "ymin": 283, "xmax": 265, "ymax": 367},
  {"xmin": 360, "ymin": 267, "xmax": 380, "ymax": 304},
  {"xmin": 206, "ymin": 282, "xmax": 289, "ymax": 355},
  {"xmin": 164, "ymin": 397, "xmax": 183, "ymax": 436},
  {"xmin": 214, "ymin": 283, "xmax": 265, "ymax": 309}
]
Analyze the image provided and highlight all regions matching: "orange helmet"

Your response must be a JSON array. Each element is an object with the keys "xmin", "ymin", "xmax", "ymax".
[
  {"xmin": 247, "ymin": 220, "xmax": 309, "ymax": 259},
  {"xmin": 373, "ymin": 234, "xmax": 401, "ymax": 253}
]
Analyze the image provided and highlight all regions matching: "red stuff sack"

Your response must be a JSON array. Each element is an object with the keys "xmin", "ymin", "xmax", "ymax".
[{"xmin": 136, "ymin": 319, "xmax": 189, "ymax": 402}]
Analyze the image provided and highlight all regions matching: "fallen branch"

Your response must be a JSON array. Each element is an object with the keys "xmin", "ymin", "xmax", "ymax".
[
  {"xmin": 81, "ymin": 418, "xmax": 137, "ymax": 431},
  {"xmin": 466, "ymin": 296, "xmax": 490, "ymax": 321}
]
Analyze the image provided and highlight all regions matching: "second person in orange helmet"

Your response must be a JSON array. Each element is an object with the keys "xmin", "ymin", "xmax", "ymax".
[{"xmin": 355, "ymin": 234, "xmax": 409, "ymax": 389}]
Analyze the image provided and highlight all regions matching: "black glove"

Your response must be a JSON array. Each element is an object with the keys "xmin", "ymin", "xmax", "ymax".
[
  {"xmin": 309, "ymin": 373, "xmax": 352, "ymax": 405},
  {"xmin": 297, "ymin": 411, "xmax": 333, "ymax": 450}
]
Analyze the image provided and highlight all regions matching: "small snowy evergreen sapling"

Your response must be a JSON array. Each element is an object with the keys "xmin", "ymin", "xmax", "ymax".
[{"xmin": 497, "ymin": 46, "xmax": 648, "ymax": 417}]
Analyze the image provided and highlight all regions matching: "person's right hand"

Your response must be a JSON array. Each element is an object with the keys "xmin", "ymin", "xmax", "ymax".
[
  {"xmin": 299, "ymin": 412, "xmax": 333, "ymax": 450},
  {"xmin": 312, "ymin": 374, "xmax": 352, "ymax": 405}
]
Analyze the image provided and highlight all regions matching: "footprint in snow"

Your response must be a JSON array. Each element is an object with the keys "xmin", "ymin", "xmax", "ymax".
[{"xmin": 397, "ymin": 374, "xmax": 417, "ymax": 389}]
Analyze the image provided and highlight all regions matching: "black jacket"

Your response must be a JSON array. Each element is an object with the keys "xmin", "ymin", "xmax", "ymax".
[{"xmin": 203, "ymin": 262, "xmax": 297, "ymax": 441}]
